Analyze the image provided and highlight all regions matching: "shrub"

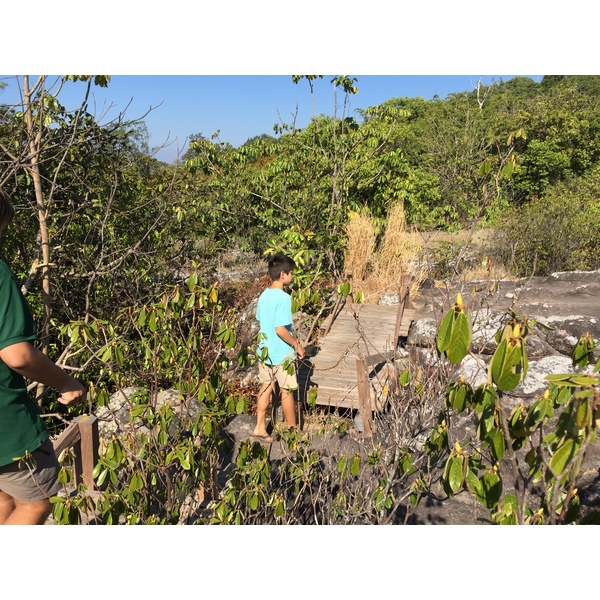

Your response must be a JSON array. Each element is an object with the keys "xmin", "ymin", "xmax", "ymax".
[{"xmin": 493, "ymin": 173, "xmax": 600, "ymax": 276}]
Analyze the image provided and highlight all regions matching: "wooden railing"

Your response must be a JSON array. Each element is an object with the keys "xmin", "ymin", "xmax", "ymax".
[{"xmin": 52, "ymin": 414, "xmax": 99, "ymax": 490}]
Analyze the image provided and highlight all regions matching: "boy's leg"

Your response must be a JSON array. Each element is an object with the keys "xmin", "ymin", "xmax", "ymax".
[
  {"xmin": 0, "ymin": 490, "xmax": 16, "ymax": 523},
  {"xmin": 280, "ymin": 388, "xmax": 297, "ymax": 428},
  {"xmin": 0, "ymin": 438, "xmax": 61, "ymax": 524},
  {"xmin": 0, "ymin": 494, "xmax": 52, "ymax": 525},
  {"xmin": 254, "ymin": 382, "xmax": 274, "ymax": 438}
]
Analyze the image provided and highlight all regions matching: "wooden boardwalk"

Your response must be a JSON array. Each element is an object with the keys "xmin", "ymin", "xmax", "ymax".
[{"xmin": 297, "ymin": 282, "xmax": 415, "ymax": 420}]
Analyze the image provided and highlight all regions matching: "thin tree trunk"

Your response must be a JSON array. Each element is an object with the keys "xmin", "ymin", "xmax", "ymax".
[{"xmin": 23, "ymin": 76, "xmax": 52, "ymax": 354}]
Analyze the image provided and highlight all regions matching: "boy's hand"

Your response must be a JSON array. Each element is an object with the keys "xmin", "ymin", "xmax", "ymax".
[
  {"xmin": 295, "ymin": 343, "xmax": 306, "ymax": 360},
  {"xmin": 56, "ymin": 378, "xmax": 87, "ymax": 406}
]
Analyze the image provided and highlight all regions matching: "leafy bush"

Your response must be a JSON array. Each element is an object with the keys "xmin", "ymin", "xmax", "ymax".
[
  {"xmin": 51, "ymin": 272, "xmax": 245, "ymax": 524},
  {"xmin": 436, "ymin": 294, "xmax": 600, "ymax": 524},
  {"xmin": 493, "ymin": 173, "xmax": 600, "ymax": 276}
]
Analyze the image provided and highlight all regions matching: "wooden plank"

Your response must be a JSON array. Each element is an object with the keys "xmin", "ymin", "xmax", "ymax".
[{"xmin": 307, "ymin": 301, "xmax": 414, "ymax": 412}]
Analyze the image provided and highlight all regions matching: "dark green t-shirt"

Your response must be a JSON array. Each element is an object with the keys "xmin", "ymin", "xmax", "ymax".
[{"xmin": 0, "ymin": 261, "xmax": 48, "ymax": 466}]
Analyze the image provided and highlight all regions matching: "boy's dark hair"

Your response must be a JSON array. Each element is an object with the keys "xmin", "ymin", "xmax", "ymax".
[
  {"xmin": 0, "ymin": 189, "xmax": 15, "ymax": 227},
  {"xmin": 268, "ymin": 253, "xmax": 296, "ymax": 281}
]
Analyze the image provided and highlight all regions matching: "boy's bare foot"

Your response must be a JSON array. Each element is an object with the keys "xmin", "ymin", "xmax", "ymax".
[{"xmin": 251, "ymin": 431, "xmax": 273, "ymax": 443}]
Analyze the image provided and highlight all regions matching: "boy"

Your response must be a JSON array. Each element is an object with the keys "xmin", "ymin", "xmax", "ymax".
[
  {"xmin": 253, "ymin": 253, "xmax": 305, "ymax": 442},
  {"xmin": 0, "ymin": 190, "xmax": 86, "ymax": 524}
]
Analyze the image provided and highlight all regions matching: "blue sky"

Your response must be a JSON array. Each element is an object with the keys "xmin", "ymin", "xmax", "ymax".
[
  {"xmin": 1, "ymin": 74, "xmax": 543, "ymax": 163},
  {"xmin": 1, "ymin": 3, "xmax": 593, "ymax": 164}
]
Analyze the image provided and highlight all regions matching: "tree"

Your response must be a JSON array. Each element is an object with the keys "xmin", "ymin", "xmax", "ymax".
[{"xmin": 0, "ymin": 75, "xmax": 185, "ymax": 397}]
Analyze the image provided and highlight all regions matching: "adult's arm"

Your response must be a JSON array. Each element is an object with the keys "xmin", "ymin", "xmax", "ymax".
[
  {"xmin": 275, "ymin": 325, "xmax": 305, "ymax": 359},
  {"xmin": 0, "ymin": 341, "xmax": 86, "ymax": 405}
]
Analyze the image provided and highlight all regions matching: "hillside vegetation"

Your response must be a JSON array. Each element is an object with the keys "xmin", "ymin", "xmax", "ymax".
[{"xmin": 1, "ymin": 74, "xmax": 599, "ymax": 524}]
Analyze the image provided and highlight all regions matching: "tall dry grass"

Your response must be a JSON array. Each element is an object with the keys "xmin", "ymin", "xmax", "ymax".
[
  {"xmin": 343, "ymin": 204, "xmax": 424, "ymax": 303},
  {"xmin": 343, "ymin": 210, "xmax": 378, "ymax": 282}
]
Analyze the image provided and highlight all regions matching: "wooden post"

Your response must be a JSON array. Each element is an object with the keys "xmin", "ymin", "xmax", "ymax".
[
  {"xmin": 356, "ymin": 358, "xmax": 373, "ymax": 436},
  {"xmin": 73, "ymin": 414, "xmax": 99, "ymax": 490}
]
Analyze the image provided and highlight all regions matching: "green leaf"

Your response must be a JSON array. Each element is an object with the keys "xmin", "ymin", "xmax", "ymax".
[
  {"xmin": 490, "ymin": 339, "xmax": 522, "ymax": 391},
  {"xmin": 350, "ymin": 455, "xmax": 361, "ymax": 477},
  {"xmin": 572, "ymin": 337, "xmax": 591, "ymax": 368},
  {"xmin": 96, "ymin": 468, "xmax": 108, "ymax": 487},
  {"xmin": 466, "ymin": 468, "xmax": 483, "ymax": 499},
  {"xmin": 446, "ymin": 311, "xmax": 472, "ymax": 364},
  {"xmin": 569, "ymin": 375, "xmax": 600, "ymax": 387},
  {"xmin": 436, "ymin": 308, "xmax": 455, "ymax": 353},
  {"xmin": 478, "ymin": 158, "xmax": 492, "ymax": 176},
  {"xmin": 545, "ymin": 373, "xmax": 575, "ymax": 382},
  {"xmin": 549, "ymin": 438, "xmax": 579, "ymax": 475},
  {"xmin": 249, "ymin": 493, "xmax": 259, "ymax": 510},
  {"xmin": 399, "ymin": 369, "xmax": 410, "ymax": 386},
  {"xmin": 490, "ymin": 428, "xmax": 506, "ymax": 461},
  {"xmin": 480, "ymin": 470, "xmax": 502, "ymax": 509},
  {"xmin": 446, "ymin": 456, "xmax": 464, "ymax": 494},
  {"xmin": 575, "ymin": 399, "xmax": 590, "ymax": 430}
]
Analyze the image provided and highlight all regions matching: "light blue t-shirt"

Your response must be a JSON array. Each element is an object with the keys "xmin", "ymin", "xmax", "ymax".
[{"xmin": 256, "ymin": 287, "xmax": 294, "ymax": 366}]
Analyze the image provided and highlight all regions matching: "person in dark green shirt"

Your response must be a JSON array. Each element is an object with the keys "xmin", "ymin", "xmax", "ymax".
[{"xmin": 0, "ymin": 190, "xmax": 86, "ymax": 525}]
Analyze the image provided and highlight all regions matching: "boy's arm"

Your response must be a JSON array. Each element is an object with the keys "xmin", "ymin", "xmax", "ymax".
[
  {"xmin": 274, "ymin": 325, "xmax": 305, "ymax": 359},
  {"xmin": 0, "ymin": 341, "xmax": 86, "ymax": 405}
]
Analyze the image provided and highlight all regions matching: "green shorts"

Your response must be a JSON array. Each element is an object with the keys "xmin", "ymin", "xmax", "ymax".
[
  {"xmin": 0, "ymin": 438, "xmax": 61, "ymax": 502},
  {"xmin": 258, "ymin": 361, "xmax": 298, "ymax": 392}
]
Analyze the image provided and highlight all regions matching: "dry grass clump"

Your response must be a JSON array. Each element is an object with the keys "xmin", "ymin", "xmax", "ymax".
[
  {"xmin": 343, "ymin": 210, "xmax": 378, "ymax": 282},
  {"xmin": 343, "ymin": 204, "xmax": 424, "ymax": 303}
]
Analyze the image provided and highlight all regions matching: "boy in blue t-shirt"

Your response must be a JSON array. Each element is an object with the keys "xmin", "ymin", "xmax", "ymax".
[{"xmin": 254, "ymin": 254, "xmax": 305, "ymax": 441}]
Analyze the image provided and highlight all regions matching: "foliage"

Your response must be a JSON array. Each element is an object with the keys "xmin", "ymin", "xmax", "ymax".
[
  {"xmin": 492, "ymin": 170, "xmax": 600, "ymax": 276},
  {"xmin": 436, "ymin": 296, "xmax": 600, "ymax": 524},
  {"xmin": 50, "ymin": 274, "xmax": 246, "ymax": 524},
  {"xmin": 209, "ymin": 422, "xmax": 422, "ymax": 525},
  {"xmin": 3, "ymin": 73, "xmax": 600, "ymax": 525}
]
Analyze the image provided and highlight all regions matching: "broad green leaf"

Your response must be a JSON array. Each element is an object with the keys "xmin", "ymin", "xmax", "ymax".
[
  {"xmin": 575, "ymin": 399, "xmax": 590, "ymax": 430},
  {"xmin": 446, "ymin": 311, "xmax": 472, "ymax": 364},
  {"xmin": 466, "ymin": 468, "xmax": 483, "ymax": 499},
  {"xmin": 545, "ymin": 373, "xmax": 576, "ymax": 382},
  {"xmin": 491, "ymin": 339, "xmax": 522, "ymax": 391},
  {"xmin": 525, "ymin": 397, "xmax": 554, "ymax": 429},
  {"xmin": 479, "ymin": 158, "xmax": 491, "ymax": 176},
  {"xmin": 572, "ymin": 337, "xmax": 591, "ymax": 368},
  {"xmin": 446, "ymin": 456, "xmax": 464, "ymax": 494},
  {"xmin": 480, "ymin": 470, "xmax": 502, "ymax": 508},
  {"xmin": 249, "ymin": 493, "xmax": 259, "ymax": 510},
  {"xmin": 549, "ymin": 438, "xmax": 579, "ymax": 475},
  {"xmin": 490, "ymin": 428, "xmax": 506, "ymax": 461},
  {"xmin": 436, "ymin": 308, "xmax": 455, "ymax": 354},
  {"xmin": 569, "ymin": 375, "xmax": 600, "ymax": 387},
  {"xmin": 399, "ymin": 369, "xmax": 410, "ymax": 386}
]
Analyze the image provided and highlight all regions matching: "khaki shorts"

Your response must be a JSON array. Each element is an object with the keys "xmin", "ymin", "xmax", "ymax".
[
  {"xmin": 258, "ymin": 361, "xmax": 298, "ymax": 392},
  {"xmin": 0, "ymin": 438, "xmax": 61, "ymax": 502}
]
